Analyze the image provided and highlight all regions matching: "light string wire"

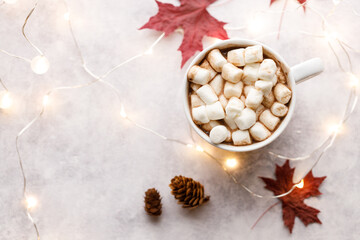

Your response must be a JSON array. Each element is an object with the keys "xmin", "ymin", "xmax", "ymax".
[
  {"xmin": 22, "ymin": 0, "xmax": 43, "ymax": 56},
  {"xmin": 1, "ymin": 0, "xmax": 357, "ymax": 239}
]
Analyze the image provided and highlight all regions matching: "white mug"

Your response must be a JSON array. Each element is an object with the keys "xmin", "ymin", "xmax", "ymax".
[{"xmin": 183, "ymin": 39, "xmax": 324, "ymax": 152}]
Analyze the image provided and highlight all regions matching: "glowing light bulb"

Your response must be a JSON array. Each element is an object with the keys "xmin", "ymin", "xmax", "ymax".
[
  {"xmin": 333, "ymin": 0, "xmax": 342, "ymax": 5},
  {"xmin": 0, "ymin": 91, "xmax": 13, "ymax": 109},
  {"xmin": 120, "ymin": 105, "xmax": 127, "ymax": 118},
  {"xmin": 195, "ymin": 146, "xmax": 204, "ymax": 152},
  {"xmin": 31, "ymin": 55, "xmax": 50, "ymax": 75},
  {"xmin": 26, "ymin": 196, "xmax": 37, "ymax": 209},
  {"xmin": 186, "ymin": 144, "xmax": 193, "ymax": 148},
  {"xmin": 4, "ymin": 0, "xmax": 18, "ymax": 4},
  {"xmin": 225, "ymin": 158, "xmax": 238, "ymax": 168},
  {"xmin": 247, "ymin": 17, "xmax": 265, "ymax": 35},
  {"xmin": 295, "ymin": 179, "xmax": 304, "ymax": 189},
  {"xmin": 324, "ymin": 31, "xmax": 338, "ymax": 41},
  {"xmin": 64, "ymin": 12, "xmax": 70, "ymax": 21},
  {"xmin": 145, "ymin": 48, "xmax": 153, "ymax": 55},
  {"xmin": 349, "ymin": 73, "xmax": 359, "ymax": 87},
  {"xmin": 42, "ymin": 95, "xmax": 49, "ymax": 106},
  {"xmin": 328, "ymin": 124, "xmax": 342, "ymax": 134}
]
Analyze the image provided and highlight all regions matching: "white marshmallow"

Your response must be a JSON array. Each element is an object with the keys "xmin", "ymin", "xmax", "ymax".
[
  {"xmin": 191, "ymin": 94, "xmax": 205, "ymax": 108},
  {"xmin": 276, "ymin": 67, "xmax": 287, "ymax": 84},
  {"xmin": 196, "ymin": 84, "xmax": 218, "ymax": 104},
  {"xmin": 262, "ymin": 91, "xmax": 275, "ymax": 108},
  {"xmin": 225, "ymin": 97, "xmax": 245, "ymax": 118},
  {"xmin": 224, "ymin": 115, "xmax": 238, "ymax": 130},
  {"xmin": 202, "ymin": 120, "xmax": 220, "ymax": 132},
  {"xmin": 221, "ymin": 63, "xmax": 243, "ymax": 83},
  {"xmin": 274, "ymin": 83, "xmax": 292, "ymax": 104},
  {"xmin": 244, "ymin": 85, "xmax": 255, "ymax": 97},
  {"xmin": 234, "ymin": 108, "xmax": 256, "ymax": 130},
  {"xmin": 240, "ymin": 95, "xmax": 246, "ymax": 103},
  {"xmin": 243, "ymin": 63, "xmax": 260, "ymax": 85},
  {"xmin": 227, "ymin": 48, "xmax": 245, "ymax": 67},
  {"xmin": 207, "ymin": 49, "xmax": 227, "ymax": 72},
  {"xmin": 225, "ymin": 131, "xmax": 232, "ymax": 142},
  {"xmin": 258, "ymin": 59, "xmax": 277, "ymax": 81},
  {"xmin": 219, "ymin": 94, "xmax": 228, "ymax": 108},
  {"xmin": 271, "ymin": 74, "xmax": 278, "ymax": 86},
  {"xmin": 245, "ymin": 88, "xmax": 264, "ymax": 109},
  {"xmin": 187, "ymin": 65, "xmax": 211, "ymax": 85},
  {"xmin": 190, "ymin": 83, "xmax": 201, "ymax": 92},
  {"xmin": 200, "ymin": 59, "xmax": 217, "ymax": 80},
  {"xmin": 245, "ymin": 45, "xmax": 263, "ymax": 64},
  {"xmin": 259, "ymin": 110, "xmax": 280, "ymax": 131},
  {"xmin": 209, "ymin": 75, "xmax": 224, "ymax": 95},
  {"xmin": 209, "ymin": 125, "xmax": 230, "ymax": 144},
  {"xmin": 271, "ymin": 102, "xmax": 288, "ymax": 117},
  {"xmin": 192, "ymin": 106, "xmax": 209, "ymax": 124},
  {"xmin": 255, "ymin": 104, "xmax": 266, "ymax": 120},
  {"xmin": 255, "ymin": 80, "xmax": 273, "ymax": 96},
  {"xmin": 232, "ymin": 130, "xmax": 252, "ymax": 146},
  {"xmin": 249, "ymin": 122, "xmax": 271, "ymax": 141},
  {"xmin": 224, "ymin": 81, "xmax": 243, "ymax": 98},
  {"xmin": 206, "ymin": 101, "xmax": 225, "ymax": 120}
]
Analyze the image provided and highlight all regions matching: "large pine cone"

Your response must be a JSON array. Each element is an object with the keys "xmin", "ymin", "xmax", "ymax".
[
  {"xmin": 169, "ymin": 175, "xmax": 210, "ymax": 209},
  {"xmin": 144, "ymin": 188, "xmax": 162, "ymax": 216}
]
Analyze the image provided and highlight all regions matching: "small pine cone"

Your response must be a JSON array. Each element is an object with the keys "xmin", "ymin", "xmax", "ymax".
[
  {"xmin": 144, "ymin": 188, "xmax": 162, "ymax": 216},
  {"xmin": 169, "ymin": 175, "xmax": 210, "ymax": 209}
]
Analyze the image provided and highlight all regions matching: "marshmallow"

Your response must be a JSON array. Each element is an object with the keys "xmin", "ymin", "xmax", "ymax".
[
  {"xmin": 224, "ymin": 81, "xmax": 243, "ymax": 98},
  {"xmin": 255, "ymin": 104, "xmax": 266, "ymax": 120},
  {"xmin": 209, "ymin": 75, "xmax": 224, "ymax": 95},
  {"xmin": 259, "ymin": 110, "xmax": 280, "ymax": 131},
  {"xmin": 227, "ymin": 48, "xmax": 245, "ymax": 67},
  {"xmin": 234, "ymin": 108, "xmax": 256, "ymax": 130},
  {"xmin": 274, "ymin": 83, "xmax": 292, "ymax": 104},
  {"xmin": 190, "ymin": 83, "xmax": 201, "ymax": 92},
  {"xmin": 207, "ymin": 49, "xmax": 227, "ymax": 72},
  {"xmin": 196, "ymin": 84, "xmax": 218, "ymax": 104},
  {"xmin": 249, "ymin": 122, "xmax": 271, "ymax": 141},
  {"xmin": 191, "ymin": 94, "xmax": 205, "ymax": 108},
  {"xmin": 200, "ymin": 59, "xmax": 217, "ymax": 80},
  {"xmin": 192, "ymin": 106, "xmax": 210, "ymax": 124},
  {"xmin": 258, "ymin": 59, "xmax": 277, "ymax": 81},
  {"xmin": 244, "ymin": 85, "xmax": 255, "ymax": 97},
  {"xmin": 255, "ymin": 80, "xmax": 273, "ymax": 96},
  {"xmin": 232, "ymin": 130, "xmax": 252, "ymax": 146},
  {"xmin": 206, "ymin": 101, "xmax": 225, "ymax": 120},
  {"xmin": 224, "ymin": 115, "xmax": 238, "ymax": 130},
  {"xmin": 225, "ymin": 97, "xmax": 245, "ymax": 118},
  {"xmin": 221, "ymin": 63, "xmax": 243, "ymax": 83},
  {"xmin": 271, "ymin": 74, "xmax": 278, "ymax": 86},
  {"xmin": 188, "ymin": 65, "xmax": 211, "ymax": 85},
  {"xmin": 245, "ymin": 88, "xmax": 264, "ymax": 109},
  {"xmin": 262, "ymin": 91, "xmax": 275, "ymax": 108},
  {"xmin": 245, "ymin": 45, "xmax": 263, "ymax": 64},
  {"xmin": 219, "ymin": 94, "xmax": 228, "ymax": 108},
  {"xmin": 209, "ymin": 125, "xmax": 230, "ymax": 144},
  {"xmin": 202, "ymin": 120, "xmax": 220, "ymax": 132},
  {"xmin": 240, "ymin": 95, "xmax": 246, "ymax": 103},
  {"xmin": 243, "ymin": 63, "xmax": 260, "ymax": 85},
  {"xmin": 271, "ymin": 102, "xmax": 288, "ymax": 117},
  {"xmin": 225, "ymin": 131, "xmax": 232, "ymax": 142},
  {"xmin": 276, "ymin": 67, "xmax": 287, "ymax": 84}
]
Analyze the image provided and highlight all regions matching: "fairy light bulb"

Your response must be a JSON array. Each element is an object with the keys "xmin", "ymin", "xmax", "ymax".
[
  {"xmin": 349, "ymin": 73, "xmax": 359, "ymax": 87},
  {"xmin": 144, "ymin": 48, "xmax": 153, "ymax": 55},
  {"xmin": 247, "ymin": 16, "xmax": 265, "ymax": 35},
  {"xmin": 324, "ymin": 30, "xmax": 338, "ymax": 41},
  {"xmin": 225, "ymin": 158, "xmax": 238, "ymax": 168},
  {"xmin": 42, "ymin": 95, "xmax": 49, "ymax": 106},
  {"xmin": 64, "ymin": 12, "xmax": 70, "ymax": 21},
  {"xmin": 31, "ymin": 55, "xmax": 50, "ymax": 75},
  {"xmin": 333, "ymin": 0, "xmax": 342, "ymax": 5},
  {"xmin": 186, "ymin": 144, "xmax": 193, "ymax": 148},
  {"xmin": 26, "ymin": 196, "xmax": 37, "ymax": 209},
  {"xmin": 195, "ymin": 146, "xmax": 204, "ymax": 152},
  {"xmin": 295, "ymin": 179, "xmax": 304, "ymax": 189},
  {"xmin": 0, "ymin": 91, "xmax": 13, "ymax": 109},
  {"xmin": 120, "ymin": 104, "xmax": 127, "ymax": 118},
  {"xmin": 328, "ymin": 124, "xmax": 342, "ymax": 134},
  {"xmin": 4, "ymin": 0, "xmax": 18, "ymax": 4}
]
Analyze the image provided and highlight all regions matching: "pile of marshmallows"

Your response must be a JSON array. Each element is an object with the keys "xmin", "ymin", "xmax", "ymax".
[{"xmin": 188, "ymin": 45, "xmax": 292, "ymax": 146}]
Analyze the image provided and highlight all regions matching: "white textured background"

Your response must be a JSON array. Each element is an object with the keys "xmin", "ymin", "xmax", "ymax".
[{"xmin": 0, "ymin": 0, "xmax": 359, "ymax": 239}]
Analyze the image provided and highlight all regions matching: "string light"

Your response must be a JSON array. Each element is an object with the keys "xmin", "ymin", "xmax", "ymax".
[
  {"xmin": 225, "ymin": 158, "xmax": 238, "ymax": 168},
  {"xmin": 120, "ymin": 104, "xmax": 127, "ymax": 118},
  {"xmin": 26, "ymin": 196, "xmax": 37, "ymax": 210},
  {"xmin": 195, "ymin": 146, "xmax": 204, "ymax": 152},
  {"xmin": 349, "ymin": 73, "xmax": 359, "ymax": 87},
  {"xmin": 333, "ymin": 0, "xmax": 343, "ymax": 6},
  {"xmin": 4, "ymin": 0, "xmax": 18, "ymax": 4},
  {"xmin": 31, "ymin": 55, "xmax": 50, "ymax": 74},
  {"xmin": 295, "ymin": 179, "xmax": 304, "ymax": 189},
  {"xmin": 328, "ymin": 123, "xmax": 343, "ymax": 134},
  {"xmin": 324, "ymin": 30, "xmax": 338, "ymax": 41},
  {"xmin": 186, "ymin": 144, "xmax": 194, "ymax": 148},
  {"xmin": 64, "ymin": 11, "xmax": 70, "ymax": 21},
  {"xmin": 0, "ymin": 91, "xmax": 13, "ymax": 109},
  {"xmin": 42, "ymin": 95, "xmax": 49, "ymax": 106}
]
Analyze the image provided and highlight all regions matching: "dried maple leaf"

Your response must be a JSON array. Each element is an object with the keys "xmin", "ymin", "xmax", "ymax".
[
  {"xmin": 270, "ymin": 0, "xmax": 307, "ymax": 11},
  {"xmin": 140, "ymin": 0, "xmax": 228, "ymax": 67},
  {"xmin": 260, "ymin": 160, "xmax": 326, "ymax": 233}
]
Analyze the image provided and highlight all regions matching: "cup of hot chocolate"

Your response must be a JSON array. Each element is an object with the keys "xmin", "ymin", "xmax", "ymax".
[{"xmin": 184, "ymin": 39, "xmax": 324, "ymax": 152}]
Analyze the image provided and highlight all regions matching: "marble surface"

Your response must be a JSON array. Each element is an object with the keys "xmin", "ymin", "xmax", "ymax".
[{"xmin": 0, "ymin": 0, "xmax": 360, "ymax": 239}]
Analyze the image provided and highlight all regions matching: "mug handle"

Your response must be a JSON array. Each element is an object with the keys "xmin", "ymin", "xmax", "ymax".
[{"xmin": 291, "ymin": 58, "xmax": 324, "ymax": 84}]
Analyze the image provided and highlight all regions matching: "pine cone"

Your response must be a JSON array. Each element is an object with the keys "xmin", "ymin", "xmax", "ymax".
[
  {"xmin": 144, "ymin": 188, "xmax": 162, "ymax": 216},
  {"xmin": 169, "ymin": 175, "xmax": 210, "ymax": 209}
]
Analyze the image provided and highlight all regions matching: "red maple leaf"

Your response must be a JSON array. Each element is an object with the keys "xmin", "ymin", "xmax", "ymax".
[
  {"xmin": 140, "ymin": 0, "xmax": 229, "ymax": 67},
  {"xmin": 270, "ymin": 0, "xmax": 307, "ymax": 11},
  {"xmin": 260, "ymin": 161, "xmax": 326, "ymax": 233}
]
